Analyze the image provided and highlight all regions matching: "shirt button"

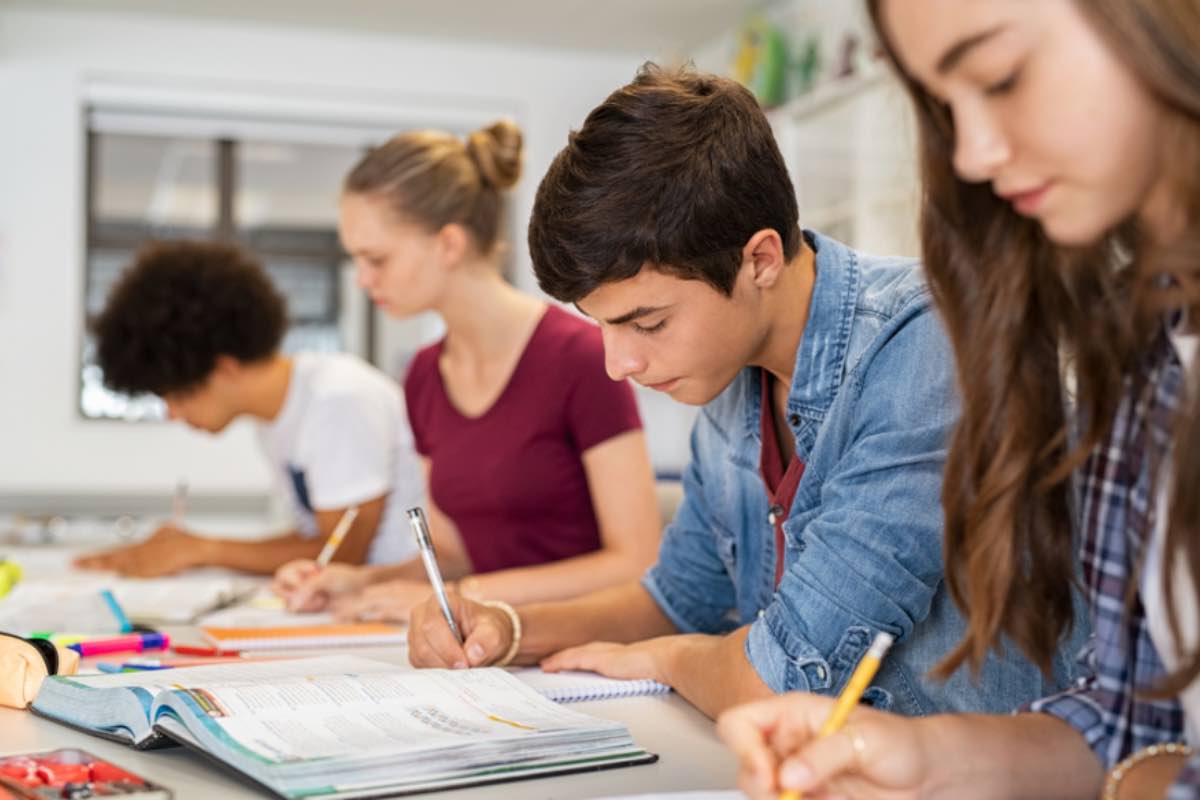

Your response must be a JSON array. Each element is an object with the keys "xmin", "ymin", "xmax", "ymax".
[
  {"xmin": 816, "ymin": 665, "xmax": 827, "ymax": 681},
  {"xmin": 757, "ymin": 609, "xmax": 766, "ymax": 619},
  {"xmin": 788, "ymin": 413, "xmax": 801, "ymax": 427}
]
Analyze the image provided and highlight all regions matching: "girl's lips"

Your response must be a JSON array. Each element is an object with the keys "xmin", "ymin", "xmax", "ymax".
[{"xmin": 1002, "ymin": 182, "xmax": 1054, "ymax": 215}]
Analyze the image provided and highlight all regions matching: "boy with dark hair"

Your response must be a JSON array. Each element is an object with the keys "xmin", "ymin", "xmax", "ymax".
[
  {"xmin": 76, "ymin": 240, "xmax": 422, "ymax": 577},
  {"xmin": 407, "ymin": 65, "xmax": 1084, "ymax": 718}
]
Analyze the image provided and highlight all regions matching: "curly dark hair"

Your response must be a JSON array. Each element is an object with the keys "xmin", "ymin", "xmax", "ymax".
[{"xmin": 93, "ymin": 240, "xmax": 287, "ymax": 396}]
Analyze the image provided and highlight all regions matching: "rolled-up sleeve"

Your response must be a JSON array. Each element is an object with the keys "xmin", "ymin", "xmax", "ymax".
[
  {"xmin": 746, "ymin": 308, "xmax": 957, "ymax": 694},
  {"xmin": 1027, "ymin": 636, "xmax": 1108, "ymax": 755}
]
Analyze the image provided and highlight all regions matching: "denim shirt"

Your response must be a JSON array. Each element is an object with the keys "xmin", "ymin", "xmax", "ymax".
[{"xmin": 643, "ymin": 231, "xmax": 1086, "ymax": 716}]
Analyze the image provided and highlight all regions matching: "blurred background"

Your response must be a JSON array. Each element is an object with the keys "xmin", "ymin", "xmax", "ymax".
[{"xmin": 0, "ymin": 0, "xmax": 918, "ymax": 534}]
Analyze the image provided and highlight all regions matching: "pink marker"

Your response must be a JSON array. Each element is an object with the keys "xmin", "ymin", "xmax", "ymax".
[{"xmin": 68, "ymin": 632, "xmax": 170, "ymax": 657}]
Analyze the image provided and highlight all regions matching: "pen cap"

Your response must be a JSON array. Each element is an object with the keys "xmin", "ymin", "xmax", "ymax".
[{"xmin": 140, "ymin": 632, "xmax": 170, "ymax": 650}]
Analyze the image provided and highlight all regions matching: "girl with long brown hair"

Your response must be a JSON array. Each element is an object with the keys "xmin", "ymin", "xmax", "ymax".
[{"xmin": 717, "ymin": 1, "xmax": 1200, "ymax": 798}]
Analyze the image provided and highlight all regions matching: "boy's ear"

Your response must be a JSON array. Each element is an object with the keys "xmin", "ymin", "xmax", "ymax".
[
  {"xmin": 211, "ymin": 355, "xmax": 242, "ymax": 381},
  {"xmin": 742, "ymin": 228, "xmax": 786, "ymax": 289}
]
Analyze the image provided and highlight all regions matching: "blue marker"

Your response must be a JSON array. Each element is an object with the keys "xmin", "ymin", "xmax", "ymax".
[{"xmin": 100, "ymin": 589, "xmax": 132, "ymax": 633}]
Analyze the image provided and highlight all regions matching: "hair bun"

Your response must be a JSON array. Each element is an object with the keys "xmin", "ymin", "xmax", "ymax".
[{"xmin": 466, "ymin": 119, "xmax": 523, "ymax": 190}]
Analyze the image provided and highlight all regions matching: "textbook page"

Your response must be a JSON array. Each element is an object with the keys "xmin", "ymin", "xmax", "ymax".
[
  {"xmin": 170, "ymin": 668, "xmax": 626, "ymax": 764},
  {"xmin": 65, "ymin": 654, "xmax": 397, "ymax": 692}
]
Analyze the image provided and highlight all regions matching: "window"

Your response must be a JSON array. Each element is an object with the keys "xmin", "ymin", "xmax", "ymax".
[
  {"xmin": 80, "ymin": 128, "xmax": 363, "ymax": 420},
  {"xmin": 78, "ymin": 87, "xmax": 513, "ymax": 421}
]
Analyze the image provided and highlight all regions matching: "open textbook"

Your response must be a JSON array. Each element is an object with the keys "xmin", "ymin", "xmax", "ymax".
[{"xmin": 32, "ymin": 656, "xmax": 656, "ymax": 798}]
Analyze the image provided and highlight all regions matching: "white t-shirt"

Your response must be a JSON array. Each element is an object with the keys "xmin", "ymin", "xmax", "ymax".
[
  {"xmin": 1144, "ymin": 330, "xmax": 1200, "ymax": 744},
  {"xmin": 256, "ymin": 352, "xmax": 422, "ymax": 565}
]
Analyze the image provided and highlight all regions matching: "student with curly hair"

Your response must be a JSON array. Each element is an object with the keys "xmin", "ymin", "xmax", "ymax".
[{"xmin": 75, "ymin": 240, "xmax": 423, "ymax": 576}]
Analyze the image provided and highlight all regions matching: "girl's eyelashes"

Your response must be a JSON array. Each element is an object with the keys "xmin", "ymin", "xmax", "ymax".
[{"xmin": 984, "ymin": 65, "xmax": 1023, "ymax": 96}]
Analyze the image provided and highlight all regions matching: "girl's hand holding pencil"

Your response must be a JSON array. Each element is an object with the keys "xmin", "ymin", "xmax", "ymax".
[{"xmin": 716, "ymin": 632, "xmax": 931, "ymax": 799}]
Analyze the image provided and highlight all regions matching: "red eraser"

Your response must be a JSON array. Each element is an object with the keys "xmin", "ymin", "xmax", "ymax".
[
  {"xmin": 89, "ymin": 761, "xmax": 146, "ymax": 785},
  {"xmin": 34, "ymin": 761, "xmax": 92, "ymax": 786},
  {"xmin": 0, "ymin": 758, "xmax": 38, "ymax": 784}
]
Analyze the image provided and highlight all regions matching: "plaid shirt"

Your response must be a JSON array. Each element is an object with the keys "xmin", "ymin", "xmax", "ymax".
[{"xmin": 1030, "ymin": 331, "xmax": 1200, "ymax": 797}]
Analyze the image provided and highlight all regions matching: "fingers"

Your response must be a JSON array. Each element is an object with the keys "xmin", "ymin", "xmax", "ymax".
[
  {"xmin": 777, "ymin": 727, "xmax": 867, "ymax": 795},
  {"xmin": 289, "ymin": 589, "xmax": 330, "ymax": 614},
  {"xmin": 281, "ymin": 564, "xmax": 329, "ymax": 611},
  {"xmin": 272, "ymin": 560, "xmax": 317, "ymax": 594},
  {"xmin": 72, "ymin": 553, "xmax": 107, "ymax": 570},
  {"xmin": 73, "ymin": 547, "xmax": 125, "ymax": 571},
  {"xmin": 407, "ymin": 595, "xmax": 470, "ymax": 669},
  {"xmin": 717, "ymin": 694, "xmax": 837, "ymax": 799},
  {"xmin": 81, "ymin": 553, "xmax": 138, "ymax": 574},
  {"xmin": 544, "ymin": 642, "xmax": 619, "ymax": 671},
  {"xmin": 312, "ymin": 564, "xmax": 362, "ymax": 594},
  {"xmin": 539, "ymin": 643, "xmax": 596, "ymax": 673},
  {"xmin": 458, "ymin": 602, "xmax": 509, "ymax": 667},
  {"xmin": 717, "ymin": 705, "xmax": 784, "ymax": 798},
  {"xmin": 286, "ymin": 585, "xmax": 320, "ymax": 612}
]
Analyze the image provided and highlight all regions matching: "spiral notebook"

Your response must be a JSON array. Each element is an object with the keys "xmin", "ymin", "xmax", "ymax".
[{"xmin": 511, "ymin": 669, "xmax": 671, "ymax": 702}]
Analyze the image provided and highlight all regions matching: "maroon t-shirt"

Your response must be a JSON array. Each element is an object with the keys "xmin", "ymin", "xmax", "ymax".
[{"xmin": 403, "ymin": 305, "xmax": 643, "ymax": 574}]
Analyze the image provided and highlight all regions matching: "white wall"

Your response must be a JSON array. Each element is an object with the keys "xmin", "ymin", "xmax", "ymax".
[
  {"xmin": 0, "ymin": 6, "xmax": 653, "ymax": 500},
  {"xmin": 691, "ymin": 1, "xmax": 920, "ymax": 259}
]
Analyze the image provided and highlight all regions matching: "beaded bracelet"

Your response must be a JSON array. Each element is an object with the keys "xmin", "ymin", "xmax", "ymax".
[
  {"xmin": 481, "ymin": 600, "xmax": 522, "ymax": 667},
  {"xmin": 1102, "ymin": 741, "xmax": 1195, "ymax": 800}
]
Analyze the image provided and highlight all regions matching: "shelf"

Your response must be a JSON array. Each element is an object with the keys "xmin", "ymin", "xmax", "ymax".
[{"xmin": 767, "ymin": 68, "xmax": 890, "ymax": 123}]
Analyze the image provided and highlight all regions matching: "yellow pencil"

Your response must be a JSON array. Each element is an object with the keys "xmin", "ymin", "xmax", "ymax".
[
  {"xmin": 314, "ymin": 506, "xmax": 360, "ymax": 567},
  {"xmin": 779, "ymin": 631, "xmax": 894, "ymax": 800}
]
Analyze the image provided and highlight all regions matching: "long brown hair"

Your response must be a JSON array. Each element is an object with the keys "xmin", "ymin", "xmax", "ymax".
[
  {"xmin": 344, "ymin": 120, "xmax": 523, "ymax": 255},
  {"xmin": 868, "ymin": 0, "xmax": 1200, "ymax": 690}
]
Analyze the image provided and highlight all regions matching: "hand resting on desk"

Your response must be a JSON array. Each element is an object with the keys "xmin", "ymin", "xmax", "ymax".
[{"xmin": 73, "ymin": 524, "xmax": 209, "ymax": 577}]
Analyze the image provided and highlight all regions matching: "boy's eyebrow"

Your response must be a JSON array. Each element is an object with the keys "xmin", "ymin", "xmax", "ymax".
[{"xmin": 936, "ymin": 24, "xmax": 1007, "ymax": 75}]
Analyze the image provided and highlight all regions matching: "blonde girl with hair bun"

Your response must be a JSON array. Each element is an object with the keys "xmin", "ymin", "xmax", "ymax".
[{"xmin": 272, "ymin": 120, "xmax": 663, "ymax": 623}]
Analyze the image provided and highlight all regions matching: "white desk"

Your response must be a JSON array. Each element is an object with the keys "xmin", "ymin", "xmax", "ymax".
[
  {"xmin": 0, "ymin": 543, "xmax": 740, "ymax": 797},
  {"xmin": 0, "ymin": 648, "xmax": 739, "ymax": 798}
]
